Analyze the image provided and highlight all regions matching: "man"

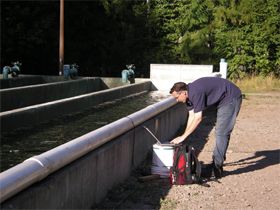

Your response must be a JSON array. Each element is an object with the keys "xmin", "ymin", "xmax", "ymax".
[{"xmin": 169, "ymin": 77, "xmax": 242, "ymax": 179}]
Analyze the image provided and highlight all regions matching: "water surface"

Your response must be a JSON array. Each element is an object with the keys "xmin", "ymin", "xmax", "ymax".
[{"xmin": 0, "ymin": 91, "xmax": 169, "ymax": 172}]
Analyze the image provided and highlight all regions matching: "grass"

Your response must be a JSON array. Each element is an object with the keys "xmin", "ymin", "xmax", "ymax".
[
  {"xmin": 160, "ymin": 198, "xmax": 178, "ymax": 210},
  {"xmin": 233, "ymin": 75, "xmax": 280, "ymax": 93}
]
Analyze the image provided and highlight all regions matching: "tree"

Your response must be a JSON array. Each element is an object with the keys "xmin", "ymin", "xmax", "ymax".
[
  {"xmin": 148, "ymin": 0, "xmax": 191, "ymax": 63},
  {"xmin": 1, "ymin": 1, "xmax": 59, "ymax": 75},
  {"xmin": 180, "ymin": 0, "xmax": 215, "ymax": 64},
  {"xmin": 2, "ymin": 0, "xmax": 279, "ymax": 78},
  {"xmin": 212, "ymin": 0, "xmax": 280, "ymax": 78}
]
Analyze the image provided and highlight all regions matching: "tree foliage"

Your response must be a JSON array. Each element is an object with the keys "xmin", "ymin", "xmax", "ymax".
[
  {"xmin": 147, "ymin": 0, "xmax": 191, "ymax": 63},
  {"xmin": 211, "ymin": 0, "xmax": 280, "ymax": 78},
  {"xmin": 146, "ymin": 0, "xmax": 279, "ymax": 78},
  {"xmin": 1, "ymin": 0, "xmax": 279, "ymax": 78},
  {"xmin": 1, "ymin": 1, "xmax": 59, "ymax": 75}
]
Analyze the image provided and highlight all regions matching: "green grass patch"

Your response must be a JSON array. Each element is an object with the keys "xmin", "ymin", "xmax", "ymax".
[{"xmin": 233, "ymin": 75, "xmax": 280, "ymax": 93}]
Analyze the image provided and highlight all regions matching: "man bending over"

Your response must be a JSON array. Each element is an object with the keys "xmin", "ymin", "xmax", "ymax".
[{"xmin": 170, "ymin": 77, "xmax": 242, "ymax": 179}]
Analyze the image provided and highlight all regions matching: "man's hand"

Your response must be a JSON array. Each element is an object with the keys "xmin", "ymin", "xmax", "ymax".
[{"xmin": 170, "ymin": 136, "xmax": 186, "ymax": 144}]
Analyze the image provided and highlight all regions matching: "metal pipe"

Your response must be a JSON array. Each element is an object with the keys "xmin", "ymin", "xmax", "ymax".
[
  {"xmin": 0, "ymin": 97, "xmax": 177, "ymax": 203},
  {"xmin": 0, "ymin": 117, "xmax": 134, "ymax": 203},
  {"xmin": 126, "ymin": 97, "xmax": 176, "ymax": 126},
  {"xmin": 143, "ymin": 126, "xmax": 161, "ymax": 145},
  {"xmin": 59, "ymin": 0, "xmax": 64, "ymax": 76}
]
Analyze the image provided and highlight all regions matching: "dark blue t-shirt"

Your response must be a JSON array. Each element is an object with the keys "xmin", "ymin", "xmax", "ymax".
[{"xmin": 186, "ymin": 77, "xmax": 241, "ymax": 113}]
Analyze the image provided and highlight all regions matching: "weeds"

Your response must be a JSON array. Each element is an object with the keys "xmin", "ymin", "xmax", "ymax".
[
  {"xmin": 233, "ymin": 75, "xmax": 280, "ymax": 93},
  {"xmin": 160, "ymin": 198, "xmax": 178, "ymax": 210}
]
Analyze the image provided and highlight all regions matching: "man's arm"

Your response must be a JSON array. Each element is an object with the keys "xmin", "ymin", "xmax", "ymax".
[
  {"xmin": 186, "ymin": 109, "xmax": 195, "ymax": 130},
  {"xmin": 171, "ymin": 110, "xmax": 202, "ymax": 144}
]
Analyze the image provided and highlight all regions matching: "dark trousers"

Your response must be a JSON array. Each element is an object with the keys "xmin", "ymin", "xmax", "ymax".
[{"xmin": 213, "ymin": 96, "xmax": 242, "ymax": 167}]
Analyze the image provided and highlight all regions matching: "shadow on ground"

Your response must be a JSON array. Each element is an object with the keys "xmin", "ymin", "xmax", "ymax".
[{"xmin": 224, "ymin": 149, "xmax": 280, "ymax": 176}]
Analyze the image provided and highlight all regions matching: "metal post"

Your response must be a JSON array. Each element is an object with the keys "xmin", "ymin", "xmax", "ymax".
[
  {"xmin": 59, "ymin": 0, "xmax": 64, "ymax": 76},
  {"xmin": 219, "ymin": 58, "xmax": 228, "ymax": 79}
]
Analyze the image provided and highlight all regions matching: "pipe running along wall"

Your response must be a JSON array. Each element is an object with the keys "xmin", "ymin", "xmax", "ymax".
[{"xmin": 0, "ymin": 97, "xmax": 188, "ymax": 209}]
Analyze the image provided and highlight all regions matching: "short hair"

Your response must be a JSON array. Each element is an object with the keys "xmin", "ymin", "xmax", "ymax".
[{"xmin": 169, "ymin": 82, "xmax": 188, "ymax": 94}]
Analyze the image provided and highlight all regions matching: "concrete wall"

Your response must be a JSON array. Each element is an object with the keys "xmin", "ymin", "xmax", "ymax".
[
  {"xmin": 150, "ymin": 64, "xmax": 214, "ymax": 91},
  {"xmin": 0, "ymin": 76, "xmax": 148, "ymax": 112},
  {"xmin": 0, "ymin": 78, "xmax": 104, "ymax": 112},
  {"xmin": 0, "ymin": 81, "xmax": 152, "ymax": 132},
  {"xmin": 0, "ymin": 98, "xmax": 187, "ymax": 209},
  {"xmin": 0, "ymin": 75, "xmax": 45, "ymax": 89},
  {"xmin": 0, "ymin": 75, "xmax": 70, "ymax": 89}
]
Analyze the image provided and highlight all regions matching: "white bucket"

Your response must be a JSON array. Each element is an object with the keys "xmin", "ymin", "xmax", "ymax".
[{"xmin": 151, "ymin": 144, "xmax": 174, "ymax": 178}]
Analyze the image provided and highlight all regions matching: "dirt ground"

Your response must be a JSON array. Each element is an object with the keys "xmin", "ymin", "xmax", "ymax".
[{"xmin": 94, "ymin": 92, "xmax": 280, "ymax": 210}]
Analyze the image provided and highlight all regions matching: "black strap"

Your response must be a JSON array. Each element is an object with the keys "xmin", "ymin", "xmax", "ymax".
[{"xmin": 188, "ymin": 146, "xmax": 201, "ymax": 181}]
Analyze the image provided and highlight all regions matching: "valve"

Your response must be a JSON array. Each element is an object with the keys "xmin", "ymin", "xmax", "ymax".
[
  {"xmin": 63, "ymin": 63, "xmax": 79, "ymax": 79},
  {"xmin": 121, "ymin": 64, "xmax": 135, "ymax": 84},
  {"xmin": 2, "ymin": 61, "xmax": 21, "ymax": 79}
]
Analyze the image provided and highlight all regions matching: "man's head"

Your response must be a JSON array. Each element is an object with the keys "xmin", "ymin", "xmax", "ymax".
[{"xmin": 169, "ymin": 82, "xmax": 188, "ymax": 103}]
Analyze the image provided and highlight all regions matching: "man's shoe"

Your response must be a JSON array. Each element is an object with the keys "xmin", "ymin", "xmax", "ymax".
[{"xmin": 213, "ymin": 163, "xmax": 223, "ymax": 179}]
